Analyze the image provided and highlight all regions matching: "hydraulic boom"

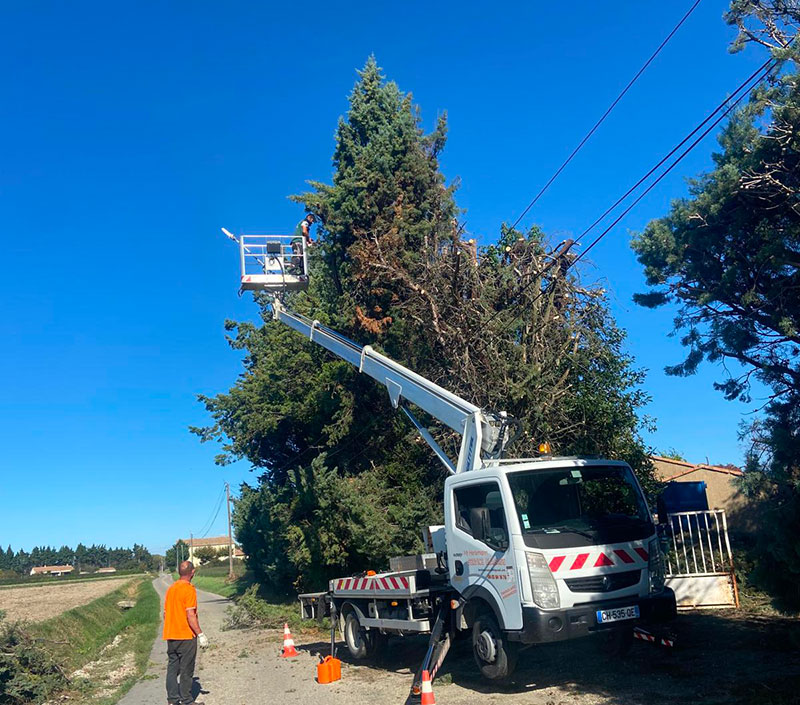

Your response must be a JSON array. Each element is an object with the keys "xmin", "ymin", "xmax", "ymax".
[{"xmin": 272, "ymin": 299, "xmax": 517, "ymax": 473}]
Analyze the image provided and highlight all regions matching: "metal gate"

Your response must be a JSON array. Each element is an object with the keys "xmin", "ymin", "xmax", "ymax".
[{"xmin": 664, "ymin": 509, "xmax": 739, "ymax": 609}]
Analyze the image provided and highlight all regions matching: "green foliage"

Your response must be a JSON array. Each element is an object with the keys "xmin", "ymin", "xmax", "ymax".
[
  {"xmin": 0, "ymin": 614, "xmax": 66, "ymax": 704},
  {"xmin": 197, "ymin": 58, "xmax": 653, "ymax": 593},
  {"xmin": 222, "ymin": 584, "xmax": 303, "ymax": 631},
  {"xmin": 633, "ymin": 4, "xmax": 800, "ymax": 608},
  {"xmin": 193, "ymin": 546, "xmax": 221, "ymax": 565},
  {"xmin": 165, "ymin": 540, "xmax": 189, "ymax": 570},
  {"xmin": 660, "ymin": 448, "xmax": 687, "ymax": 462},
  {"xmin": 0, "ymin": 542, "xmax": 154, "ymax": 576}
]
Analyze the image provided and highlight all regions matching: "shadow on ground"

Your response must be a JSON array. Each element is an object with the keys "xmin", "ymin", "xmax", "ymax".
[{"xmin": 298, "ymin": 611, "xmax": 800, "ymax": 705}]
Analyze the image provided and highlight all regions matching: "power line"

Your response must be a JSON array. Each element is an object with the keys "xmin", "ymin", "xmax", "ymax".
[
  {"xmin": 195, "ymin": 484, "xmax": 226, "ymax": 538},
  {"xmin": 484, "ymin": 55, "xmax": 779, "ymax": 331},
  {"xmin": 510, "ymin": 0, "xmax": 703, "ymax": 230},
  {"xmin": 198, "ymin": 491, "xmax": 227, "ymax": 538}
]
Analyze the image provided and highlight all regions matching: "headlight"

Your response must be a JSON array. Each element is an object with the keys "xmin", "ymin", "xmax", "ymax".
[
  {"xmin": 648, "ymin": 538, "xmax": 665, "ymax": 593},
  {"xmin": 526, "ymin": 552, "xmax": 560, "ymax": 609}
]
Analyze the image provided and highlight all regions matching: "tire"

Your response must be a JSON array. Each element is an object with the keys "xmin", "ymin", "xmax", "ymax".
[
  {"xmin": 596, "ymin": 626, "xmax": 634, "ymax": 656},
  {"xmin": 472, "ymin": 612, "xmax": 518, "ymax": 680},
  {"xmin": 343, "ymin": 611, "xmax": 370, "ymax": 660}
]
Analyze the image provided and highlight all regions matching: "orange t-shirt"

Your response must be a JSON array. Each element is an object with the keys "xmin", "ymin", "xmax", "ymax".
[{"xmin": 162, "ymin": 580, "xmax": 198, "ymax": 640}]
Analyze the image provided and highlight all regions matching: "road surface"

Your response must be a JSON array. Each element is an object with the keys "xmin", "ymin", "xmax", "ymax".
[{"xmin": 121, "ymin": 576, "xmax": 800, "ymax": 704}]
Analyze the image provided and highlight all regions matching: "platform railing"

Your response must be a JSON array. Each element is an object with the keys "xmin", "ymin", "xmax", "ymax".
[{"xmin": 239, "ymin": 234, "xmax": 308, "ymax": 278}]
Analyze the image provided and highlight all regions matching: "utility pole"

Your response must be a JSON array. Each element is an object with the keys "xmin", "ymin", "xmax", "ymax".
[
  {"xmin": 190, "ymin": 533, "xmax": 193, "ymax": 565},
  {"xmin": 175, "ymin": 541, "xmax": 179, "ymax": 574},
  {"xmin": 226, "ymin": 482, "xmax": 234, "ymax": 580}
]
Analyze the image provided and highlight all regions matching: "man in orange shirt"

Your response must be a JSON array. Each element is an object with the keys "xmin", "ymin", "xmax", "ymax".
[{"xmin": 163, "ymin": 560, "xmax": 208, "ymax": 705}]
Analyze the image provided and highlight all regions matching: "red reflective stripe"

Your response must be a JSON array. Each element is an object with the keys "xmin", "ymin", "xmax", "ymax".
[
  {"xmin": 634, "ymin": 547, "xmax": 649, "ymax": 561},
  {"xmin": 389, "ymin": 576, "xmax": 400, "ymax": 589},
  {"xmin": 594, "ymin": 552, "xmax": 614, "ymax": 567},
  {"xmin": 549, "ymin": 556, "xmax": 565, "ymax": 572},
  {"xmin": 400, "ymin": 577, "xmax": 409, "ymax": 588},
  {"xmin": 614, "ymin": 549, "xmax": 634, "ymax": 564},
  {"xmin": 570, "ymin": 553, "xmax": 589, "ymax": 570}
]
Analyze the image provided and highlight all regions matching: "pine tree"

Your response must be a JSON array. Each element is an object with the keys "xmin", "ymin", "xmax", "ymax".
[{"xmin": 196, "ymin": 58, "xmax": 652, "ymax": 592}]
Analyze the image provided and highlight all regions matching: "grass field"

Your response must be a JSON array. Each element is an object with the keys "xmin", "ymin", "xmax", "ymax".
[
  {"xmin": 42, "ymin": 577, "xmax": 158, "ymax": 704},
  {"xmin": 1, "ymin": 577, "xmax": 160, "ymax": 705},
  {"xmin": 0, "ymin": 569, "xmax": 145, "ymax": 589}
]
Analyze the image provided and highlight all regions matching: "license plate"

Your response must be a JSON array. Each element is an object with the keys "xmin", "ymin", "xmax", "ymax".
[{"xmin": 596, "ymin": 605, "xmax": 640, "ymax": 624}]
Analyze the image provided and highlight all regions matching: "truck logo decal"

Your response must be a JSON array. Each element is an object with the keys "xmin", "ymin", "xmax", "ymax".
[{"xmin": 500, "ymin": 585, "xmax": 517, "ymax": 598}]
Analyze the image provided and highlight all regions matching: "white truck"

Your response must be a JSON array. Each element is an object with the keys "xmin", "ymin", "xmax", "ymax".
[{"xmin": 229, "ymin": 232, "xmax": 676, "ymax": 696}]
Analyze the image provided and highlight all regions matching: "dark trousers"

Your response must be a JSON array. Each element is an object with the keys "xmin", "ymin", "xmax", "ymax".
[{"xmin": 166, "ymin": 638, "xmax": 197, "ymax": 705}]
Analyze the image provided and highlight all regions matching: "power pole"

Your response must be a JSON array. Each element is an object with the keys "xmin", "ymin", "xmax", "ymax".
[
  {"xmin": 175, "ymin": 541, "xmax": 179, "ymax": 574},
  {"xmin": 226, "ymin": 482, "xmax": 234, "ymax": 580},
  {"xmin": 190, "ymin": 533, "xmax": 194, "ymax": 565}
]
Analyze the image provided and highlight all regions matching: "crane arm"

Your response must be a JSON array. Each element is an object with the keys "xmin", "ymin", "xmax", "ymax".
[{"xmin": 272, "ymin": 299, "xmax": 510, "ymax": 473}]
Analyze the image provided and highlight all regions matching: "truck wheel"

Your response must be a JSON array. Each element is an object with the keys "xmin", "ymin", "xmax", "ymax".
[
  {"xmin": 472, "ymin": 612, "xmax": 518, "ymax": 680},
  {"xmin": 597, "ymin": 626, "xmax": 634, "ymax": 656},
  {"xmin": 344, "ymin": 611, "xmax": 370, "ymax": 659}
]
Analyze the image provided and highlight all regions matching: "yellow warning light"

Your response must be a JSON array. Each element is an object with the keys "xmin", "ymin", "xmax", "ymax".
[
  {"xmin": 366, "ymin": 570, "xmax": 376, "ymax": 576},
  {"xmin": 538, "ymin": 442, "xmax": 552, "ymax": 455}
]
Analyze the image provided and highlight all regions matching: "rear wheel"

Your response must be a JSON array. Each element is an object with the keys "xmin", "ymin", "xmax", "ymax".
[
  {"xmin": 344, "ymin": 612, "xmax": 369, "ymax": 659},
  {"xmin": 343, "ymin": 611, "xmax": 385, "ymax": 660},
  {"xmin": 472, "ymin": 612, "xmax": 518, "ymax": 680}
]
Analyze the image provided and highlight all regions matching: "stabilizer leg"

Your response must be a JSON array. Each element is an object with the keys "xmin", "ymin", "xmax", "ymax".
[{"xmin": 404, "ymin": 598, "xmax": 453, "ymax": 705}]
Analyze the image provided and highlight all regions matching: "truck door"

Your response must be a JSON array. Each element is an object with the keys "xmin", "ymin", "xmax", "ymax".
[{"xmin": 448, "ymin": 481, "xmax": 522, "ymax": 630}]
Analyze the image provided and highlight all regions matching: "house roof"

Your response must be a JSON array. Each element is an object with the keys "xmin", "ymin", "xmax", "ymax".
[
  {"xmin": 180, "ymin": 536, "xmax": 240, "ymax": 549},
  {"xmin": 650, "ymin": 455, "xmax": 744, "ymax": 479},
  {"xmin": 31, "ymin": 565, "xmax": 74, "ymax": 573}
]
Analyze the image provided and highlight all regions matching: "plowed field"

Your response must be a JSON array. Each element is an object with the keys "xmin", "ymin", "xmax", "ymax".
[{"xmin": 0, "ymin": 577, "xmax": 132, "ymax": 622}]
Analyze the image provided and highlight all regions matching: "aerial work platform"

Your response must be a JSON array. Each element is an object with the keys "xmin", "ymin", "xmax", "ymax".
[{"xmin": 230, "ymin": 232, "xmax": 309, "ymax": 293}]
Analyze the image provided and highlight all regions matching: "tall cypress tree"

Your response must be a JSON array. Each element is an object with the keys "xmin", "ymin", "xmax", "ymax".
[{"xmin": 196, "ymin": 58, "xmax": 652, "ymax": 592}]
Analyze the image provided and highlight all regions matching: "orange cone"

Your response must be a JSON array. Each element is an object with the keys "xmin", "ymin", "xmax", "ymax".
[
  {"xmin": 420, "ymin": 670, "xmax": 436, "ymax": 705},
  {"xmin": 281, "ymin": 622, "xmax": 299, "ymax": 658}
]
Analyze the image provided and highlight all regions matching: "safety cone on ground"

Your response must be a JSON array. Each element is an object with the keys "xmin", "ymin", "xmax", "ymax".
[
  {"xmin": 281, "ymin": 622, "xmax": 299, "ymax": 658},
  {"xmin": 420, "ymin": 670, "xmax": 436, "ymax": 705}
]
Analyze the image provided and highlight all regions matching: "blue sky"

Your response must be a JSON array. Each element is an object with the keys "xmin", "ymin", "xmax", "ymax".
[{"xmin": 1, "ymin": 2, "xmax": 772, "ymax": 554}]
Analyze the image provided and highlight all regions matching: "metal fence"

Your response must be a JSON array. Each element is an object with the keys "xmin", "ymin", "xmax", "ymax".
[
  {"xmin": 665, "ymin": 509, "xmax": 733, "ymax": 577},
  {"xmin": 664, "ymin": 509, "xmax": 739, "ymax": 608}
]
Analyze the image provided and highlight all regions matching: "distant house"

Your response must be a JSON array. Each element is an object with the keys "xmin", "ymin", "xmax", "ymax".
[
  {"xmin": 179, "ymin": 536, "xmax": 244, "ymax": 563},
  {"xmin": 30, "ymin": 565, "xmax": 74, "ymax": 577},
  {"xmin": 96, "ymin": 567, "xmax": 117, "ymax": 574},
  {"xmin": 650, "ymin": 455, "xmax": 748, "ymax": 530}
]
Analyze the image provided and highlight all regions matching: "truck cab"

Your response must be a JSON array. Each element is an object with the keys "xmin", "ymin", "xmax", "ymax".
[{"xmin": 445, "ymin": 457, "xmax": 675, "ymax": 677}]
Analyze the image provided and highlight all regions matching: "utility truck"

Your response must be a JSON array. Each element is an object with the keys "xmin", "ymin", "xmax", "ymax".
[{"xmin": 228, "ymin": 230, "xmax": 676, "ymax": 695}]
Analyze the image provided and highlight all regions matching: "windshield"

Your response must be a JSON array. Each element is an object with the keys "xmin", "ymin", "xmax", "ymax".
[{"xmin": 507, "ymin": 465, "xmax": 653, "ymax": 548}]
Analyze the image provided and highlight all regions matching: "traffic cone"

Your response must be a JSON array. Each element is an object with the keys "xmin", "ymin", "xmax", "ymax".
[
  {"xmin": 420, "ymin": 670, "xmax": 436, "ymax": 705},
  {"xmin": 281, "ymin": 622, "xmax": 299, "ymax": 658}
]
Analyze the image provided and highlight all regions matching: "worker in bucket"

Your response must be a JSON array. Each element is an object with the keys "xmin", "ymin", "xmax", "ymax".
[
  {"xmin": 290, "ymin": 213, "xmax": 315, "ymax": 274},
  {"xmin": 163, "ymin": 560, "xmax": 208, "ymax": 705}
]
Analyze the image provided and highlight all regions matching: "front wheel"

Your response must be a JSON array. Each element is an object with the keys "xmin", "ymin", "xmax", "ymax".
[
  {"xmin": 596, "ymin": 626, "xmax": 634, "ymax": 656},
  {"xmin": 472, "ymin": 613, "xmax": 518, "ymax": 680}
]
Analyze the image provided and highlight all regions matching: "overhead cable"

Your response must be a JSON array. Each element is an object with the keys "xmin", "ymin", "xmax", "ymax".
[{"xmin": 510, "ymin": 0, "xmax": 703, "ymax": 230}]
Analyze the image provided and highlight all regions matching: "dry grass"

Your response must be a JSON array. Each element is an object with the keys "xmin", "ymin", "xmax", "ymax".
[{"xmin": 0, "ymin": 577, "xmax": 132, "ymax": 622}]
